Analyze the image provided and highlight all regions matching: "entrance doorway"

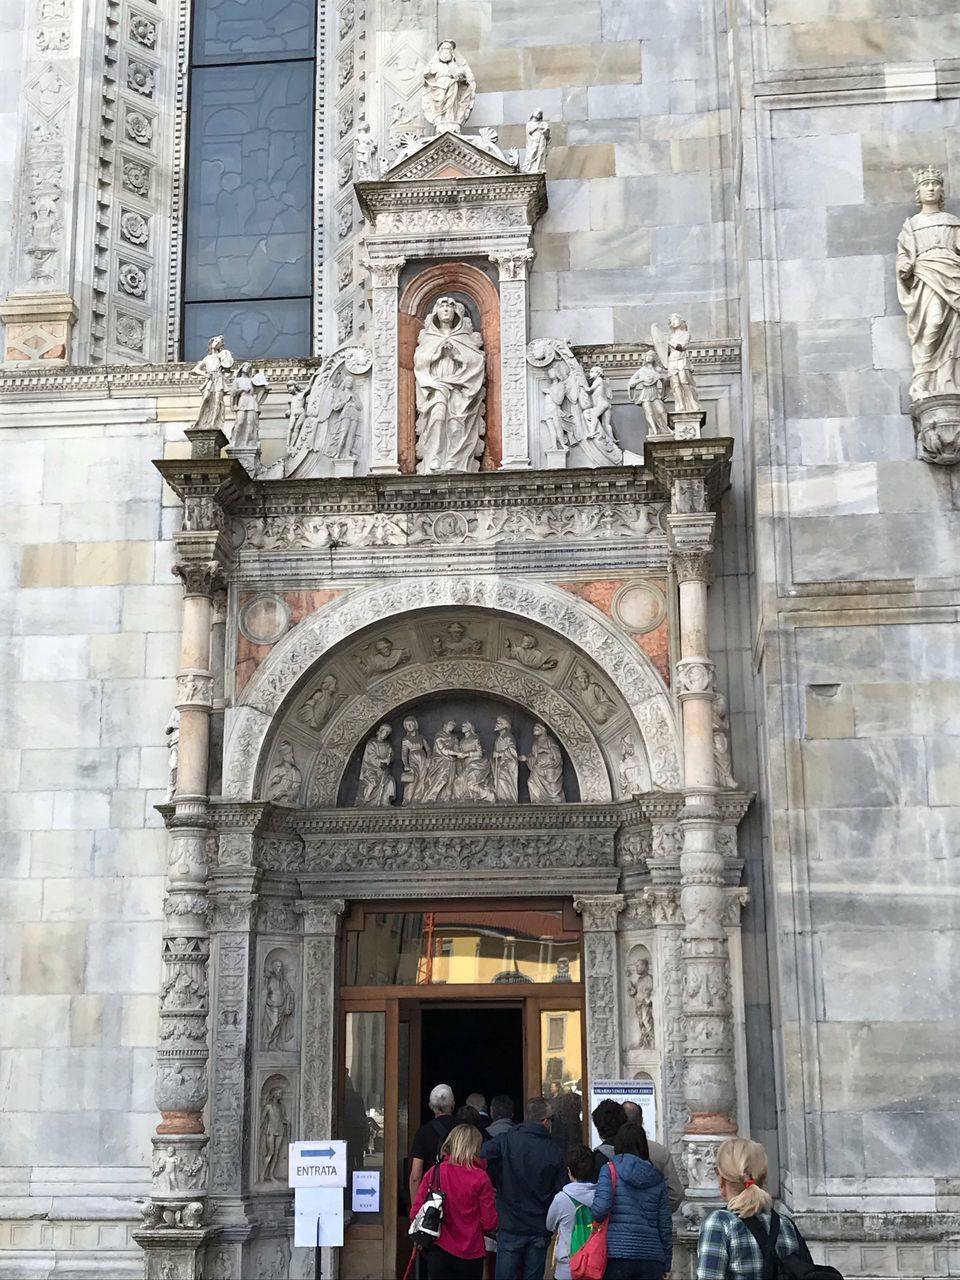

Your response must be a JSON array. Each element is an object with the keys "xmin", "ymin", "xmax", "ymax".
[
  {"xmin": 338, "ymin": 901, "xmax": 586, "ymax": 1280},
  {"xmin": 418, "ymin": 1006, "xmax": 524, "ymax": 1129}
]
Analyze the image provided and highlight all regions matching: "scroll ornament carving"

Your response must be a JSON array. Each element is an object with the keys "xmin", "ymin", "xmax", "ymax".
[
  {"xmin": 490, "ymin": 248, "xmax": 535, "ymax": 282},
  {"xmin": 258, "ymin": 897, "xmax": 301, "ymax": 933},
  {"xmin": 209, "ymin": 892, "xmax": 258, "ymax": 932},
  {"xmin": 298, "ymin": 831, "xmax": 612, "ymax": 874},
  {"xmin": 364, "ymin": 256, "xmax": 405, "ymax": 290},
  {"xmin": 300, "ymin": 932, "xmax": 338, "ymax": 1136},
  {"xmin": 295, "ymin": 898, "xmax": 346, "ymax": 936},
  {"xmin": 575, "ymin": 894, "xmax": 626, "ymax": 934},
  {"xmin": 584, "ymin": 932, "xmax": 619, "ymax": 1078},
  {"xmin": 375, "ymin": 205, "xmax": 527, "ymax": 234},
  {"xmin": 163, "ymin": 893, "xmax": 209, "ymax": 922},
  {"xmin": 173, "ymin": 558, "xmax": 224, "ymax": 597},
  {"xmin": 671, "ymin": 548, "xmax": 714, "ymax": 585},
  {"xmin": 209, "ymin": 934, "xmax": 248, "ymax": 1194},
  {"xmin": 617, "ymin": 828, "xmax": 649, "ymax": 870}
]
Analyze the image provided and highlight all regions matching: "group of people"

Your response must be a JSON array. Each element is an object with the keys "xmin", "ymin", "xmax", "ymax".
[{"xmin": 408, "ymin": 1085, "xmax": 819, "ymax": 1280}]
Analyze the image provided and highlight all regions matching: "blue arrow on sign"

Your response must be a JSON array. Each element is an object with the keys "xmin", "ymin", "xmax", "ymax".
[
  {"xmin": 356, "ymin": 1186, "xmax": 376, "ymax": 1197},
  {"xmin": 302, "ymin": 1147, "xmax": 337, "ymax": 1158}
]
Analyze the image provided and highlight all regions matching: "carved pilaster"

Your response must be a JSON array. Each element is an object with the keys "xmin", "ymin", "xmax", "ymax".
[
  {"xmin": 575, "ymin": 895, "xmax": 625, "ymax": 1080},
  {"xmin": 364, "ymin": 256, "xmax": 404, "ymax": 475},
  {"xmin": 490, "ymin": 250, "xmax": 534, "ymax": 470},
  {"xmin": 297, "ymin": 899, "xmax": 345, "ymax": 1138}
]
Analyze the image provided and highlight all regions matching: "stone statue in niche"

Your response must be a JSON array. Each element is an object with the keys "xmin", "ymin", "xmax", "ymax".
[
  {"xmin": 354, "ymin": 124, "xmax": 378, "ymax": 180},
  {"xmin": 897, "ymin": 167, "xmax": 960, "ymax": 401},
  {"xmin": 628, "ymin": 351, "xmax": 670, "ymax": 436},
  {"xmin": 265, "ymin": 742, "xmax": 301, "ymax": 806},
  {"xmin": 356, "ymin": 636, "xmax": 411, "ymax": 676},
  {"xmin": 503, "ymin": 632, "xmax": 558, "ymax": 671},
  {"xmin": 570, "ymin": 665, "xmax": 615, "ymax": 724},
  {"xmin": 285, "ymin": 382, "xmax": 308, "ymax": 453},
  {"xmin": 627, "ymin": 947, "xmax": 655, "ymax": 1048},
  {"xmin": 261, "ymin": 958, "xmax": 295, "ymax": 1050},
  {"xmin": 454, "ymin": 721, "xmax": 496, "ymax": 802},
  {"xmin": 229, "ymin": 362, "xmax": 269, "ymax": 452},
  {"xmin": 524, "ymin": 110, "xmax": 550, "ymax": 174},
  {"xmin": 422, "ymin": 39, "xmax": 476, "ymax": 134},
  {"xmin": 521, "ymin": 724, "xmax": 566, "ymax": 803},
  {"xmin": 431, "ymin": 621, "xmax": 483, "ymax": 656},
  {"xmin": 652, "ymin": 315, "xmax": 701, "ymax": 414},
  {"xmin": 618, "ymin": 734, "xmax": 644, "ymax": 795},
  {"xmin": 299, "ymin": 674, "xmax": 341, "ymax": 730},
  {"xmin": 418, "ymin": 720, "xmax": 462, "ymax": 803},
  {"xmin": 357, "ymin": 724, "xmax": 397, "ymax": 806},
  {"xmin": 164, "ymin": 708, "xmax": 179, "ymax": 802},
  {"xmin": 401, "ymin": 716, "xmax": 432, "ymax": 803},
  {"xmin": 712, "ymin": 692, "xmax": 737, "ymax": 789},
  {"xmin": 192, "ymin": 335, "xmax": 234, "ymax": 434},
  {"xmin": 492, "ymin": 717, "xmax": 519, "ymax": 803},
  {"xmin": 259, "ymin": 1085, "xmax": 290, "ymax": 1182},
  {"xmin": 415, "ymin": 297, "xmax": 487, "ymax": 474}
]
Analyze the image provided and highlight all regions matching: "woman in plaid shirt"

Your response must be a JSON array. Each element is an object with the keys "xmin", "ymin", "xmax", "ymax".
[{"xmin": 696, "ymin": 1139, "xmax": 805, "ymax": 1279}]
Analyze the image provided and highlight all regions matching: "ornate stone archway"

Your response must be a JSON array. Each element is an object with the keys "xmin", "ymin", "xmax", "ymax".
[{"xmin": 222, "ymin": 575, "xmax": 681, "ymax": 802}]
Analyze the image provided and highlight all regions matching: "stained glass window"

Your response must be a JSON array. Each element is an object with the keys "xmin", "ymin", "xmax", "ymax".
[{"xmin": 183, "ymin": 0, "xmax": 316, "ymax": 359}]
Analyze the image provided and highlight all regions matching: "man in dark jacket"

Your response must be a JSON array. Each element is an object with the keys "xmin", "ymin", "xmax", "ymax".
[{"xmin": 481, "ymin": 1096, "xmax": 565, "ymax": 1279}]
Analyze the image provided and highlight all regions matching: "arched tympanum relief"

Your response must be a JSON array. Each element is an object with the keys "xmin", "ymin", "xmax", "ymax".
[{"xmin": 222, "ymin": 576, "xmax": 681, "ymax": 802}]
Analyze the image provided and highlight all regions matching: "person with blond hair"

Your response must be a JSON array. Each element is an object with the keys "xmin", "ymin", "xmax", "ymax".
[
  {"xmin": 696, "ymin": 1137, "xmax": 812, "ymax": 1279},
  {"xmin": 410, "ymin": 1123, "xmax": 497, "ymax": 1279}
]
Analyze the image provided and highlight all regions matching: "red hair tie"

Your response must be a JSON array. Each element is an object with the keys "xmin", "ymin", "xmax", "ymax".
[{"xmin": 743, "ymin": 1178, "xmax": 757, "ymax": 1188}]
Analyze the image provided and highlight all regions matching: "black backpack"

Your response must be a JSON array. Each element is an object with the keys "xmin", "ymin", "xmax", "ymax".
[{"xmin": 742, "ymin": 1209, "xmax": 845, "ymax": 1280}]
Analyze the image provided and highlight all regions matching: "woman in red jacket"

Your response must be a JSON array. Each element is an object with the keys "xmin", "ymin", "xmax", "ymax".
[{"xmin": 411, "ymin": 1123, "xmax": 498, "ymax": 1279}]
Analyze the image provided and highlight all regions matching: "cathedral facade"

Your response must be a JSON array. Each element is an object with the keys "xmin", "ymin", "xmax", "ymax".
[{"xmin": 1, "ymin": 0, "xmax": 958, "ymax": 1277}]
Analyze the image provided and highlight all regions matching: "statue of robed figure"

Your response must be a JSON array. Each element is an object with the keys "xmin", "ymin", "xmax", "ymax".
[{"xmin": 414, "ymin": 296, "xmax": 487, "ymax": 473}]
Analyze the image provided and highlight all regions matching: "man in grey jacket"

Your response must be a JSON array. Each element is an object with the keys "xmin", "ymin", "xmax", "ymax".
[
  {"xmin": 622, "ymin": 1099, "xmax": 683, "ymax": 1211},
  {"xmin": 486, "ymin": 1093, "xmax": 516, "ymax": 1137}
]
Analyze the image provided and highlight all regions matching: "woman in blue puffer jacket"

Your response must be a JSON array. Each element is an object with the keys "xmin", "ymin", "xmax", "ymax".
[{"xmin": 592, "ymin": 1122, "xmax": 673, "ymax": 1279}]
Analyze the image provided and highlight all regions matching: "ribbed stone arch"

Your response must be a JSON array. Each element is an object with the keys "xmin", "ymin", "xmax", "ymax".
[{"xmin": 222, "ymin": 575, "xmax": 680, "ymax": 800}]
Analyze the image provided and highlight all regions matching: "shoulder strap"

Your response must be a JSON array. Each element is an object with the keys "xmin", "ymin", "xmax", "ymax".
[
  {"xmin": 608, "ymin": 1161, "xmax": 617, "ymax": 1197},
  {"xmin": 741, "ymin": 1214, "xmax": 779, "ymax": 1280}
]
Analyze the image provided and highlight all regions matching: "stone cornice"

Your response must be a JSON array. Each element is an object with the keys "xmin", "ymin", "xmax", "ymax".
[
  {"xmin": 574, "ymin": 340, "xmax": 741, "ymax": 377},
  {"xmin": 645, "ymin": 438, "xmax": 734, "ymax": 506},
  {"xmin": 356, "ymin": 171, "xmax": 547, "ymax": 227}
]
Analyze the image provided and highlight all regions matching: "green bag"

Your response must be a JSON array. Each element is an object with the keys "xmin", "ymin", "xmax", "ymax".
[{"xmin": 566, "ymin": 1194, "xmax": 593, "ymax": 1263}]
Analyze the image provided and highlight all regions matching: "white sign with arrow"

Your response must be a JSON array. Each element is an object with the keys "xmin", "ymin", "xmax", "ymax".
[{"xmin": 288, "ymin": 1140, "xmax": 348, "ymax": 1189}]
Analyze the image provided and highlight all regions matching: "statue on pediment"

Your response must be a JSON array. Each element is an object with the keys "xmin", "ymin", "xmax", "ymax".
[{"xmin": 422, "ymin": 40, "xmax": 476, "ymax": 134}]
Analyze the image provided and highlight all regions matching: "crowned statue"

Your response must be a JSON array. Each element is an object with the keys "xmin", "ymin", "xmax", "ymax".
[
  {"xmin": 414, "ymin": 296, "xmax": 487, "ymax": 473},
  {"xmin": 897, "ymin": 166, "xmax": 960, "ymax": 402}
]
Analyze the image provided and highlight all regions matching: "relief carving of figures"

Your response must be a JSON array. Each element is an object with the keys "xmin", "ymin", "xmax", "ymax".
[
  {"xmin": 503, "ymin": 632, "xmax": 558, "ymax": 670},
  {"xmin": 712, "ymin": 692, "xmax": 737, "ymax": 789},
  {"xmin": 491, "ymin": 716, "xmax": 519, "ymax": 803},
  {"xmin": 628, "ymin": 351, "xmax": 670, "ymax": 436},
  {"xmin": 300, "ymin": 674, "xmax": 341, "ymax": 730},
  {"xmin": 415, "ymin": 297, "xmax": 486, "ymax": 474},
  {"xmin": 522, "ymin": 724, "xmax": 565, "ymax": 803},
  {"xmin": 192, "ymin": 335, "xmax": 235, "ymax": 434},
  {"xmin": 322, "ymin": 374, "xmax": 362, "ymax": 460},
  {"xmin": 431, "ymin": 621, "xmax": 482, "ymax": 656},
  {"xmin": 618, "ymin": 734, "xmax": 643, "ymax": 795},
  {"xmin": 400, "ymin": 716, "xmax": 431, "ymax": 804},
  {"xmin": 523, "ymin": 110, "xmax": 550, "ymax": 174},
  {"xmin": 356, "ymin": 724, "xmax": 397, "ymax": 807},
  {"xmin": 164, "ymin": 708, "xmax": 179, "ymax": 802},
  {"xmin": 582, "ymin": 366, "xmax": 623, "ymax": 465},
  {"xmin": 418, "ymin": 720, "xmax": 461, "ymax": 803},
  {"xmin": 235, "ymin": 363, "xmax": 272, "ymax": 453},
  {"xmin": 570, "ymin": 665, "xmax": 614, "ymax": 724},
  {"xmin": 281, "ymin": 346, "xmax": 372, "ymax": 479},
  {"xmin": 356, "ymin": 636, "xmax": 410, "ymax": 676},
  {"xmin": 259, "ymin": 1085, "xmax": 290, "ymax": 1182},
  {"xmin": 527, "ymin": 339, "xmax": 623, "ymax": 466},
  {"xmin": 265, "ymin": 742, "xmax": 302, "ymax": 806},
  {"xmin": 626, "ymin": 946, "xmax": 655, "ymax": 1049},
  {"xmin": 897, "ymin": 166, "xmax": 960, "ymax": 399},
  {"xmin": 160, "ymin": 966, "xmax": 207, "ymax": 1011},
  {"xmin": 25, "ymin": 194, "xmax": 61, "ymax": 280},
  {"xmin": 354, "ymin": 124, "xmax": 378, "ymax": 179},
  {"xmin": 541, "ymin": 363, "xmax": 581, "ymax": 451},
  {"xmin": 261, "ymin": 958, "xmax": 296, "ymax": 1050},
  {"xmin": 152, "ymin": 1145, "xmax": 182, "ymax": 1193},
  {"xmin": 652, "ymin": 315, "xmax": 701, "ymax": 413},
  {"xmin": 421, "ymin": 40, "xmax": 476, "ymax": 134},
  {"xmin": 454, "ymin": 721, "xmax": 496, "ymax": 802}
]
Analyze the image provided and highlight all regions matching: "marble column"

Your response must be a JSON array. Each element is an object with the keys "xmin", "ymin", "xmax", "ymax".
[
  {"xmin": 667, "ymin": 507, "xmax": 738, "ymax": 1222},
  {"xmin": 365, "ymin": 256, "xmax": 405, "ymax": 474},
  {"xmin": 574, "ymin": 895, "xmax": 625, "ymax": 1081},
  {"xmin": 490, "ymin": 249, "xmax": 534, "ymax": 469}
]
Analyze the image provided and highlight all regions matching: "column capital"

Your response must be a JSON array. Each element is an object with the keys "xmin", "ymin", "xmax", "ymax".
[
  {"xmin": 173, "ymin": 557, "xmax": 227, "ymax": 598},
  {"xmin": 362, "ymin": 255, "xmax": 405, "ymax": 288},
  {"xmin": 489, "ymin": 248, "xmax": 535, "ymax": 281},
  {"xmin": 295, "ymin": 897, "xmax": 346, "ymax": 934},
  {"xmin": 574, "ymin": 894, "xmax": 625, "ymax": 932}
]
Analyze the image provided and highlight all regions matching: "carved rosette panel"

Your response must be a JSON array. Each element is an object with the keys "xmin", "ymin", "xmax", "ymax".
[
  {"xmin": 225, "ymin": 576, "xmax": 681, "ymax": 799},
  {"xmin": 575, "ymin": 895, "xmax": 625, "ymax": 1081},
  {"xmin": 491, "ymin": 251, "xmax": 534, "ymax": 468},
  {"xmin": 297, "ymin": 900, "xmax": 345, "ymax": 1139}
]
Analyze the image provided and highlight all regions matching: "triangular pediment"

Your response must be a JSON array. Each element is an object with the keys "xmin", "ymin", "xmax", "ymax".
[{"xmin": 379, "ymin": 131, "xmax": 520, "ymax": 183}]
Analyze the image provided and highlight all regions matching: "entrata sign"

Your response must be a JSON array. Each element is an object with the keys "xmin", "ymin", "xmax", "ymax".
[{"xmin": 288, "ymin": 1140, "xmax": 348, "ymax": 1188}]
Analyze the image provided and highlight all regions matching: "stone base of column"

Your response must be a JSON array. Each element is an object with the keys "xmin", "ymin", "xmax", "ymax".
[
  {"xmin": 134, "ymin": 1226, "xmax": 209, "ymax": 1280},
  {"xmin": 185, "ymin": 427, "xmax": 228, "ymax": 460},
  {"xmin": 0, "ymin": 291, "xmax": 78, "ymax": 363}
]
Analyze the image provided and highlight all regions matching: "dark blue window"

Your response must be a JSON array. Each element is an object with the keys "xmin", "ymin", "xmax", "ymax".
[{"xmin": 183, "ymin": 0, "xmax": 316, "ymax": 359}]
